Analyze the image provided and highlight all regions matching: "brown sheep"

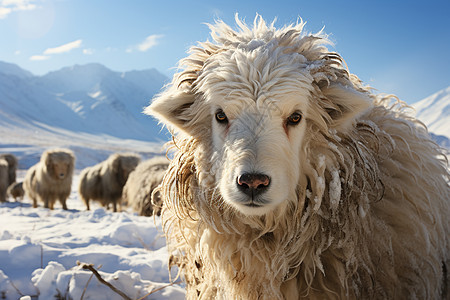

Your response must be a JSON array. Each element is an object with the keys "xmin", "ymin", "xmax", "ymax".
[
  {"xmin": 7, "ymin": 182, "xmax": 24, "ymax": 202},
  {"xmin": 0, "ymin": 159, "xmax": 8, "ymax": 202},
  {"xmin": 122, "ymin": 156, "xmax": 169, "ymax": 216},
  {"xmin": 23, "ymin": 148, "xmax": 75, "ymax": 210},
  {"xmin": 0, "ymin": 153, "xmax": 18, "ymax": 186},
  {"xmin": 78, "ymin": 153, "xmax": 140, "ymax": 212}
]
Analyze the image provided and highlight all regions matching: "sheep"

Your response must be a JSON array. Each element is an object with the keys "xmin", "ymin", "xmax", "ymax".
[
  {"xmin": 146, "ymin": 16, "xmax": 450, "ymax": 299},
  {"xmin": 122, "ymin": 156, "xmax": 169, "ymax": 216},
  {"xmin": 7, "ymin": 182, "xmax": 24, "ymax": 202},
  {"xmin": 78, "ymin": 153, "xmax": 140, "ymax": 212},
  {"xmin": 0, "ymin": 159, "xmax": 8, "ymax": 203},
  {"xmin": 0, "ymin": 153, "xmax": 18, "ymax": 186},
  {"xmin": 23, "ymin": 148, "xmax": 75, "ymax": 210}
]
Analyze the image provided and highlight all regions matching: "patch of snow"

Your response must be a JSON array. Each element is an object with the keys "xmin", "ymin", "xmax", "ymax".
[
  {"xmin": 329, "ymin": 169, "xmax": 341, "ymax": 210},
  {"xmin": 0, "ymin": 174, "xmax": 185, "ymax": 300}
]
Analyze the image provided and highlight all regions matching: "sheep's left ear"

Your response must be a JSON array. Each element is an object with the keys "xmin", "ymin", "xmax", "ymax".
[{"xmin": 322, "ymin": 84, "xmax": 372, "ymax": 132}]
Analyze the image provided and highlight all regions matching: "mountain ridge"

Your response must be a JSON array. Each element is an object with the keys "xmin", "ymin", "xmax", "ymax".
[
  {"xmin": 413, "ymin": 86, "xmax": 450, "ymax": 140},
  {"xmin": 0, "ymin": 61, "xmax": 169, "ymax": 142}
]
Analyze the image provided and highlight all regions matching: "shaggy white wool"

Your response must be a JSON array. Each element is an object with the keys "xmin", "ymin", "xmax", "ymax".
[
  {"xmin": 122, "ymin": 156, "xmax": 169, "ymax": 216},
  {"xmin": 147, "ymin": 15, "xmax": 449, "ymax": 299},
  {"xmin": 78, "ymin": 153, "xmax": 140, "ymax": 212}
]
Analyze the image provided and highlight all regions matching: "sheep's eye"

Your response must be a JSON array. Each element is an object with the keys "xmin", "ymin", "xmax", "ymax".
[
  {"xmin": 215, "ymin": 109, "xmax": 228, "ymax": 124},
  {"xmin": 287, "ymin": 112, "xmax": 302, "ymax": 126}
]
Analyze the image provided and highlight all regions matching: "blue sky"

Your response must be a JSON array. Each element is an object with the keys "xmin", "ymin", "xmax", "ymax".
[{"xmin": 0, "ymin": 0, "xmax": 449, "ymax": 104}]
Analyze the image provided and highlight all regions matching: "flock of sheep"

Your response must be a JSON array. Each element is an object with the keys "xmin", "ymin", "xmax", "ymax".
[{"xmin": 0, "ymin": 149, "xmax": 169, "ymax": 216}]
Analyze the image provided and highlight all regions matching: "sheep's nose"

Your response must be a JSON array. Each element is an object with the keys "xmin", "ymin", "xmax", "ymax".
[{"xmin": 236, "ymin": 173, "xmax": 270, "ymax": 197}]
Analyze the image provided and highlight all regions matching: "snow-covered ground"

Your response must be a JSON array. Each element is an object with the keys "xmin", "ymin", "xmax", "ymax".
[{"xmin": 0, "ymin": 172, "xmax": 185, "ymax": 300}]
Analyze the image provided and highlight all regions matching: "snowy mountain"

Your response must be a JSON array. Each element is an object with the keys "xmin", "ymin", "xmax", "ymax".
[
  {"xmin": 0, "ymin": 61, "xmax": 171, "ymax": 169},
  {"xmin": 413, "ymin": 86, "xmax": 450, "ymax": 148},
  {"xmin": 0, "ymin": 61, "xmax": 169, "ymax": 142}
]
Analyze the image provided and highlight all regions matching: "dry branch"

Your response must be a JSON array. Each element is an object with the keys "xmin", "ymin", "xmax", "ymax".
[
  {"xmin": 136, "ymin": 280, "xmax": 181, "ymax": 300},
  {"xmin": 77, "ymin": 261, "xmax": 131, "ymax": 300}
]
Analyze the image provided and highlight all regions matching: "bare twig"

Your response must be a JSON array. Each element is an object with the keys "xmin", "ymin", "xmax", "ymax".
[
  {"xmin": 136, "ymin": 280, "xmax": 182, "ymax": 300},
  {"xmin": 81, "ymin": 263, "xmax": 102, "ymax": 299},
  {"xmin": 40, "ymin": 243, "xmax": 43, "ymax": 269},
  {"xmin": 9, "ymin": 279, "xmax": 39, "ymax": 298},
  {"xmin": 8, "ymin": 280, "xmax": 24, "ymax": 297},
  {"xmin": 77, "ymin": 262, "xmax": 131, "ymax": 300},
  {"xmin": 80, "ymin": 272, "xmax": 94, "ymax": 300}
]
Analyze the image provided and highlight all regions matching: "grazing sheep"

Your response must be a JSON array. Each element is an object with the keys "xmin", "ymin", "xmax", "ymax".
[
  {"xmin": 122, "ymin": 156, "xmax": 169, "ymax": 216},
  {"xmin": 23, "ymin": 148, "xmax": 75, "ymax": 210},
  {"xmin": 0, "ymin": 153, "xmax": 18, "ymax": 186},
  {"xmin": 7, "ymin": 182, "xmax": 24, "ymax": 202},
  {"xmin": 79, "ymin": 153, "xmax": 140, "ymax": 212},
  {"xmin": 146, "ymin": 16, "xmax": 450, "ymax": 299},
  {"xmin": 7, "ymin": 182, "xmax": 25, "ymax": 202},
  {"xmin": 0, "ymin": 159, "xmax": 8, "ymax": 202}
]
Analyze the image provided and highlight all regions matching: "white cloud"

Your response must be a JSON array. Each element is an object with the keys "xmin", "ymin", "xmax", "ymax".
[
  {"xmin": 0, "ymin": 6, "xmax": 12, "ymax": 18},
  {"xmin": 29, "ymin": 54, "xmax": 50, "ymax": 61},
  {"xmin": 14, "ymin": 50, "xmax": 21, "ymax": 55},
  {"xmin": 127, "ymin": 34, "xmax": 163, "ymax": 53},
  {"xmin": 44, "ymin": 39, "xmax": 82, "ymax": 55},
  {"xmin": 138, "ymin": 34, "xmax": 163, "ymax": 51},
  {"xmin": 0, "ymin": 0, "xmax": 37, "ymax": 19},
  {"xmin": 83, "ymin": 48, "xmax": 94, "ymax": 55}
]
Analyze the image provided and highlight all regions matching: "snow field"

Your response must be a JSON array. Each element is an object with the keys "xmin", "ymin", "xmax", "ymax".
[{"xmin": 0, "ymin": 173, "xmax": 185, "ymax": 300}]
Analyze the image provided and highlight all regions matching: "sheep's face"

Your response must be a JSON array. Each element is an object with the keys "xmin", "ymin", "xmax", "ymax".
[
  {"xmin": 210, "ymin": 95, "xmax": 308, "ymax": 216},
  {"xmin": 53, "ymin": 162, "xmax": 69, "ymax": 179},
  {"xmin": 148, "ymin": 29, "xmax": 371, "ymax": 216},
  {"xmin": 49, "ymin": 161, "xmax": 70, "ymax": 180},
  {"xmin": 113, "ymin": 156, "xmax": 140, "ymax": 186},
  {"xmin": 45, "ymin": 152, "xmax": 73, "ymax": 180},
  {"xmin": 120, "ymin": 163, "xmax": 136, "ymax": 182},
  {"xmin": 197, "ymin": 51, "xmax": 314, "ymax": 216}
]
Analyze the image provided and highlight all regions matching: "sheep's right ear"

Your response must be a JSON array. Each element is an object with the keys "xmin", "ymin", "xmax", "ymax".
[{"xmin": 145, "ymin": 87, "xmax": 197, "ymax": 135}]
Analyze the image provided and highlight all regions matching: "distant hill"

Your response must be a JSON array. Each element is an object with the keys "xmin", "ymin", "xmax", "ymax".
[
  {"xmin": 0, "ymin": 61, "xmax": 169, "ymax": 142},
  {"xmin": 0, "ymin": 61, "xmax": 34, "ymax": 79},
  {"xmin": 413, "ymin": 86, "xmax": 450, "ymax": 149}
]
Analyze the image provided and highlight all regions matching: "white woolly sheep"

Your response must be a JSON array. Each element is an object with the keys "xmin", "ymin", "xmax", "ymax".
[
  {"xmin": 122, "ymin": 156, "xmax": 169, "ymax": 216},
  {"xmin": 23, "ymin": 148, "xmax": 75, "ymax": 210},
  {"xmin": 146, "ymin": 16, "xmax": 450, "ymax": 299},
  {"xmin": 78, "ymin": 153, "xmax": 140, "ymax": 212}
]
